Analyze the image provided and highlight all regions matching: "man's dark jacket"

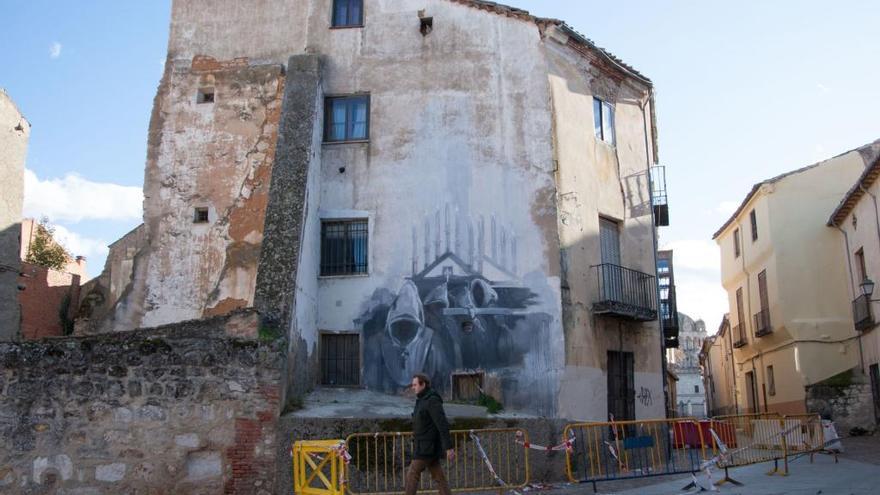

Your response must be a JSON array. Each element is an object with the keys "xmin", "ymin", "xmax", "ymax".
[{"xmin": 412, "ymin": 387, "xmax": 453, "ymax": 460}]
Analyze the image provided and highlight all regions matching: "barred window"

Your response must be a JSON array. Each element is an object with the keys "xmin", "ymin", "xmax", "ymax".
[
  {"xmin": 321, "ymin": 220, "xmax": 368, "ymax": 276},
  {"xmin": 324, "ymin": 95, "xmax": 370, "ymax": 142}
]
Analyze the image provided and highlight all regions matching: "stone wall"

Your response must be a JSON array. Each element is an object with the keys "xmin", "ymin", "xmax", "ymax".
[
  {"xmin": 806, "ymin": 368, "xmax": 876, "ymax": 433},
  {"xmin": 0, "ymin": 309, "xmax": 285, "ymax": 494},
  {"xmin": 0, "ymin": 89, "xmax": 30, "ymax": 342}
]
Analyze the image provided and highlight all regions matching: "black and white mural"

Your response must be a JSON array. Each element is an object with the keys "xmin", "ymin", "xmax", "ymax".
[{"xmin": 358, "ymin": 206, "xmax": 556, "ymax": 411}]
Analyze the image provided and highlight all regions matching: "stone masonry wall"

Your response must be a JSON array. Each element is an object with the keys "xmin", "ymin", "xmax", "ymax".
[
  {"xmin": 0, "ymin": 309, "xmax": 285, "ymax": 494},
  {"xmin": 806, "ymin": 369, "xmax": 876, "ymax": 433}
]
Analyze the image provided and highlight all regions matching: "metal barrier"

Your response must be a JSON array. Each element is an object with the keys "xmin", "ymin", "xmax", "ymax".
[
  {"xmin": 293, "ymin": 439, "xmax": 347, "ymax": 495},
  {"xmin": 781, "ymin": 414, "xmax": 825, "ymax": 458},
  {"xmin": 564, "ymin": 418, "xmax": 707, "ymax": 490},
  {"xmin": 344, "ymin": 428, "xmax": 529, "ymax": 495},
  {"xmin": 708, "ymin": 413, "xmax": 785, "ymax": 470}
]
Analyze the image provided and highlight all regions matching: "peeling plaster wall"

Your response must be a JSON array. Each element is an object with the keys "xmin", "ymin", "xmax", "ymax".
[
  {"xmin": 1, "ymin": 90, "xmax": 29, "ymax": 342},
  {"xmin": 101, "ymin": 0, "xmax": 663, "ymax": 419},
  {"xmin": 130, "ymin": 59, "xmax": 285, "ymax": 330},
  {"xmin": 545, "ymin": 35, "xmax": 664, "ymax": 420}
]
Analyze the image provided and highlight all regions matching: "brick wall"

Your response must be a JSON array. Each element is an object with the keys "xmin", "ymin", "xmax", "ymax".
[
  {"xmin": 0, "ymin": 309, "xmax": 285, "ymax": 494},
  {"xmin": 18, "ymin": 262, "xmax": 81, "ymax": 340}
]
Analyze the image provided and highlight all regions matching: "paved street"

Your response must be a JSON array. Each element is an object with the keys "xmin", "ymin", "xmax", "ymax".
[{"xmin": 461, "ymin": 436, "xmax": 880, "ymax": 495}]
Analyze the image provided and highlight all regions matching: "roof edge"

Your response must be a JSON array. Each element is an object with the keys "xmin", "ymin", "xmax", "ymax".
[{"xmin": 828, "ymin": 153, "xmax": 880, "ymax": 227}]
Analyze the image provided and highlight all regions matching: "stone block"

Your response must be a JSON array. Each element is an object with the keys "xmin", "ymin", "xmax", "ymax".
[
  {"xmin": 185, "ymin": 451, "xmax": 222, "ymax": 481},
  {"xmin": 175, "ymin": 433, "xmax": 200, "ymax": 448},
  {"xmin": 95, "ymin": 462, "xmax": 126, "ymax": 482}
]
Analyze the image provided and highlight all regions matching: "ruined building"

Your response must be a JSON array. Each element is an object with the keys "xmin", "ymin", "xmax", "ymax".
[
  {"xmin": 0, "ymin": 89, "xmax": 30, "ymax": 341},
  {"xmin": 78, "ymin": 0, "xmax": 668, "ymax": 420}
]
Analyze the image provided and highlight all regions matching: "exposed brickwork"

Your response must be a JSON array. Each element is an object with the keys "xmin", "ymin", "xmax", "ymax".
[{"xmin": 18, "ymin": 262, "xmax": 81, "ymax": 340}]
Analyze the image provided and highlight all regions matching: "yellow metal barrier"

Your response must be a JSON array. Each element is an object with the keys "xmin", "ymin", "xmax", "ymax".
[
  {"xmin": 708, "ymin": 413, "xmax": 786, "ymax": 472},
  {"xmin": 344, "ymin": 428, "xmax": 529, "ymax": 495},
  {"xmin": 781, "ymin": 414, "xmax": 825, "ymax": 458},
  {"xmin": 293, "ymin": 439, "xmax": 346, "ymax": 495},
  {"xmin": 563, "ymin": 418, "xmax": 708, "ymax": 488}
]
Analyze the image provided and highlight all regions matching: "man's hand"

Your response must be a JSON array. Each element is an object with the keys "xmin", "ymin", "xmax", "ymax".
[{"xmin": 446, "ymin": 449, "xmax": 456, "ymax": 461}]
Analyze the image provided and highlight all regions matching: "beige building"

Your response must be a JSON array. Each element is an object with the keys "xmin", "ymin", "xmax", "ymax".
[
  {"xmin": 700, "ymin": 315, "xmax": 738, "ymax": 416},
  {"xmin": 712, "ymin": 143, "xmax": 876, "ymax": 416},
  {"xmin": 828, "ymin": 149, "xmax": 880, "ymax": 427}
]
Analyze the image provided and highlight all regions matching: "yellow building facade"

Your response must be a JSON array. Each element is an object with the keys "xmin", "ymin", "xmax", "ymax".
[{"xmin": 712, "ymin": 146, "xmax": 871, "ymax": 415}]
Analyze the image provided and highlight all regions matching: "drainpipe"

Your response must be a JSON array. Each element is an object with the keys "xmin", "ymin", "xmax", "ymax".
[
  {"xmin": 832, "ymin": 222, "xmax": 866, "ymax": 373},
  {"xmin": 726, "ymin": 321, "xmax": 740, "ymax": 413},
  {"xmin": 641, "ymin": 92, "xmax": 667, "ymax": 417}
]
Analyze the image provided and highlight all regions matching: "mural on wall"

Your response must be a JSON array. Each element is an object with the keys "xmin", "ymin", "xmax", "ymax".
[{"xmin": 359, "ymin": 206, "xmax": 553, "ymax": 397}]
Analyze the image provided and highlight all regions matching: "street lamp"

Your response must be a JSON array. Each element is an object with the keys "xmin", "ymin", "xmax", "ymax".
[{"xmin": 860, "ymin": 278, "xmax": 875, "ymax": 298}]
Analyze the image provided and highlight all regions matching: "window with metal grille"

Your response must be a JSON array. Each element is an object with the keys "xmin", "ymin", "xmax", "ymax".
[
  {"xmin": 733, "ymin": 228, "xmax": 741, "ymax": 258},
  {"xmin": 593, "ymin": 97, "xmax": 616, "ymax": 145},
  {"xmin": 321, "ymin": 219, "xmax": 368, "ymax": 276},
  {"xmin": 320, "ymin": 333, "xmax": 360, "ymax": 386},
  {"xmin": 324, "ymin": 95, "xmax": 369, "ymax": 142},
  {"xmin": 750, "ymin": 209, "xmax": 758, "ymax": 241},
  {"xmin": 331, "ymin": 0, "xmax": 363, "ymax": 27}
]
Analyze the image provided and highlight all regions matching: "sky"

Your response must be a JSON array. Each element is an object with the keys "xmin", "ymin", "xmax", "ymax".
[{"xmin": 3, "ymin": 1, "xmax": 879, "ymax": 331}]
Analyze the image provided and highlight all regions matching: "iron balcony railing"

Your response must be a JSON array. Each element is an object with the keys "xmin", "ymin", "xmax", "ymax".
[
  {"xmin": 732, "ymin": 323, "xmax": 747, "ymax": 348},
  {"xmin": 853, "ymin": 294, "xmax": 874, "ymax": 331},
  {"xmin": 591, "ymin": 263, "xmax": 657, "ymax": 322},
  {"xmin": 753, "ymin": 308, "xmax": 772, "ymax": 337},
  {"xmin": 660, "ymin": 286, "xmax": 680, "ymax": 348}
]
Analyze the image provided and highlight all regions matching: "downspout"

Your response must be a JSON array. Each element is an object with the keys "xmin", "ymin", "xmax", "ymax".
[
  {"xmin": 832, "ymin": 222, "xmax": 866, "ymax": 373},
  {"xmin": 641, "ymin": 91, "xmax": 667, "ymax": 417},
  {"xmin": 726, "ymin": 321, "xmax": 740, "ymax": 413}
]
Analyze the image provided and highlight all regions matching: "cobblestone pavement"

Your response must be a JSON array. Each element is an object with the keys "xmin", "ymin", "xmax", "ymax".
[{"xmin": 459, "ymin": 434, "xmax": 880, "ymax": 495}]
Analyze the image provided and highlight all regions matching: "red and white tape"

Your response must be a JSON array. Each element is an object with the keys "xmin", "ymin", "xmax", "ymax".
[{"xmin": 515, "ymin": 430, "xmax": 575, "ymax": 453}]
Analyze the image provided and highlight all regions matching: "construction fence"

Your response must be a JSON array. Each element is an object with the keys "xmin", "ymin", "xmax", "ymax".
[{"xmin": 292, "ymin": 413, "xmax": 835, "ymax": 495}]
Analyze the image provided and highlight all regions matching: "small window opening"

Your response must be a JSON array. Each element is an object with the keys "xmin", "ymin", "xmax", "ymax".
[
  {"xmin": 194, "ymin": 207, "xmax": 209, "ymax": 223},
  {"xmin": 452, "ymin": 372, "xmax": 484, "ymax": 402},
  {"xmin": 197, "ymin": 88, "xmax": 215, "ymax": 104},
  {"xmin": 420, "ymin": 16, "xmax": 433, "ymax": 36}
]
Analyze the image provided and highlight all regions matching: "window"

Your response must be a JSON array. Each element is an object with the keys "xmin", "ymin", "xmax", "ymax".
[
  {"xmin": 733, "ymin": 229, "xmax": 741, "ymax": 258},
  {"xmin": 750, "ymin": 210, "xmax": 758, "ymax": 241},
  {"xmin": 767, "ymin": 365, "xmax": 776, "ymax": 396},
  {"xmin": 593, "ymin": 97, "xmax": 615, "ymax": 145},
  {"xmin": 452, "ymin": 372, "xmax": 484, "ymax": 402},
  {"xmin": 197, "ymin": 87, "xmax": 215, "ymax": 104},
  {"xmin": 331, "ymin": 0, "xmax": 363, "ymax": 27},
  {"xmin": 320, "ymin": 333, "xmax": 360, "ymax": 386},
  {"xmin": 321, "ymin": 219, "xmax": 368, "ymax": 276},
  {"xmin": 758, "ymin": 270, "xmax": 769, "ymax": 311},
  {"xmin": 193, "ymin": 207, "xmax": 209, "ymax": 223},
  {"xmin": 856, "ymin": 248, "xmax": 867, "ymax": 283},
  {"xmin": 324, "ymin": 96, "xmax": 370, "ymax": 142},
  {"xmin": 694, "ymin": 385, "xmax": 700, "ymax": 394}
]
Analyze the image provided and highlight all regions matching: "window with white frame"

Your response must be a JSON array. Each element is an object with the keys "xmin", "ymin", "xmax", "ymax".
[{"xmin": 593, "ymin": 97, "xmax": 616, "ymax": 145}]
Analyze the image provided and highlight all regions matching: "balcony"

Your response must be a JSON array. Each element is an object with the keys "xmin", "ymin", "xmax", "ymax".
[
  {"xmin": 732, "ymin": 323, "xmax": 747, "ymax": 348},
  {"xmin": 651, "ymin": 166, "xmax": 670, "ymax": 227},
  {"xmin": 591, "ymin": 263, "xmax": 657, "ymax": 321},
  {"xmin": 753, "ymin": 309, "xmax": 772, "ymax": 337},
  {"xmin": 853, "ymin": 294, "xmax": 874, "ymax": 331},
  {"xmin": 661, "ymin": 286, "xmax": 679, "ymax": 348}
]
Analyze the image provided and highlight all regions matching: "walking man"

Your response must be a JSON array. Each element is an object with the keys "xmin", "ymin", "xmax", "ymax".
[{"xmin": 405, "ymin": 373, "xmax": 454, "ymax": 495}]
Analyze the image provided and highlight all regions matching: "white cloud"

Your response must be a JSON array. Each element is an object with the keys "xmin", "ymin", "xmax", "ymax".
[
  {"xmin": 49, "ymin": 42, "xmax": 62, "ymax": 59},
  {"xmin": 661, "ymin": 239, "xmax": 728, "ymax": 331},
  {"xmin": 51, "ymin": 224, "xmax": 109, "ymax": 261},
  {"xmin": 24, "ymin": 169, "xmax": 143, "ymax": 224},
  {"xmin": 715, "ymin": 201, "xmax": 738, "ymax": 216},
  {"xmin": 661, "ymin": 239, "xmax": 720, "ymax": 271}
]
